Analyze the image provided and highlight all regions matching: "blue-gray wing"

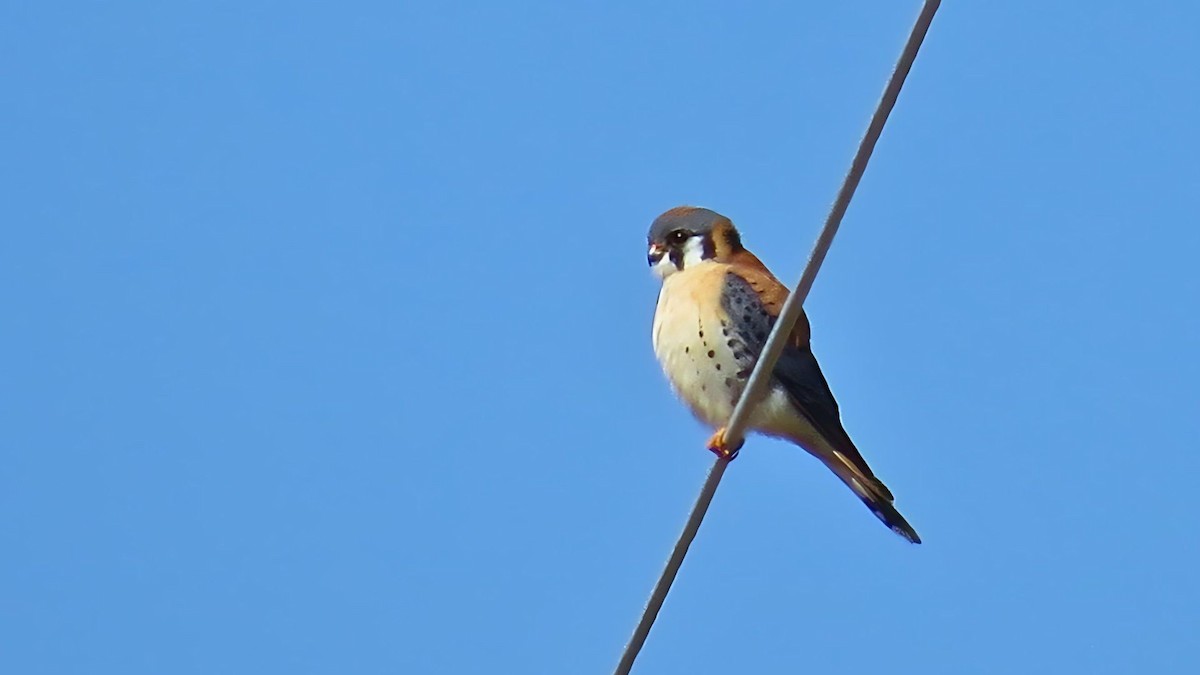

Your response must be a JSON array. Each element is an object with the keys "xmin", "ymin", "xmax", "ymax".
[
  {"xmin": 721, "ymin": 269, "xmax": 917, "ymax": 541},
  {"xmin": 721, "ymin": 272, "xmax": 871, "ymax": 475}
]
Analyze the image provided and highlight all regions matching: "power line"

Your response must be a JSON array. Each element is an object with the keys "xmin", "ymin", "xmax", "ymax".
[
  {"xmin": 614, "ymin": 2, "xmax": 942, "ymax": 673},
  {"xmin": 725, "ymin": 0, "xmax": 941, "ymax": 449}
]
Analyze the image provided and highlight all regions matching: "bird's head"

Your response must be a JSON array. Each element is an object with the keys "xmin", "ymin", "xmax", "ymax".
[{"xmin": 647, "ymin": 206, "xmax": 744, "ymax": 278}]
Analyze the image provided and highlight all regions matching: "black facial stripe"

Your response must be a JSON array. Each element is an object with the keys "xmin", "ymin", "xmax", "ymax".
[
  {"xmin": 668, "ymin": 247, "xmax": 684, "ymax": 270},
  {"xmin": 723, "ymin": 226, "xmax": 742, "ymax": 251},
  {"xmin": 701, "ymin": 233, "xmax": 716, "ymax": 259}
]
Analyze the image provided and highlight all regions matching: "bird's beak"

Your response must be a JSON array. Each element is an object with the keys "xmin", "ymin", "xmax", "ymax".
[{"xmin": 648, "ymin": 243, "xmax": 667, "ymax": 267}]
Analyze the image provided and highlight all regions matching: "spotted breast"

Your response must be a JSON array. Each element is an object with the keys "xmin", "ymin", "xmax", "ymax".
[{"xmin": 652, "ymin": 260, "xmax": 767, "ymax": 428}]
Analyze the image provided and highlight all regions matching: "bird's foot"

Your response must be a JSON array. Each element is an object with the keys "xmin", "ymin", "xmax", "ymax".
[{"xmin": 706, "ymin": 428, "xmax": 743, "ymax": 460}]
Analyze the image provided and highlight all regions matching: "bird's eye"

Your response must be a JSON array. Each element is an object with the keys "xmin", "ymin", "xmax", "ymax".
[{"xmin": 668, "ymin": 230, "xmax": 689, "ymax": 245}]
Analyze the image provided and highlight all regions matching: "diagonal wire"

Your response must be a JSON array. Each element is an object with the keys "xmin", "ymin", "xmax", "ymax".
[{"xmin": 614, "ymin": 3, "xmax": 941, "ymax": 674}]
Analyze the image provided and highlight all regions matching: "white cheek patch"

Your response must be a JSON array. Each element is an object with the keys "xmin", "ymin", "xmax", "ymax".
[
  {"xmin": 652, "ymin": 255, "xmax": 678, "ymax": 279},
  {"xmin": 681, "ymin": 236, "xmax": 707, "ymax": 268},
  {"xmin": 651, "ymin": 235, "xmax": 709, "ymax": 279}
]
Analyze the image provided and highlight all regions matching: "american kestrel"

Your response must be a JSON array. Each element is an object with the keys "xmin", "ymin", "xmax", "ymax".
[{"xmin": 648, "ymin": 206, "xmax": 921, "ymax": 543}]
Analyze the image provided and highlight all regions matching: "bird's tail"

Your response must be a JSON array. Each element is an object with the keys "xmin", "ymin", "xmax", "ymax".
[{"xmin": 822, "ymin": 453, "xmax": 921, "ymax": 544}]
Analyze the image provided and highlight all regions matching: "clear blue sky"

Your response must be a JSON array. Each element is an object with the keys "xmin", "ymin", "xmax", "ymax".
[{"xmin": 3, "ymin": 2, "xmax": 1198, "ymax": 673}]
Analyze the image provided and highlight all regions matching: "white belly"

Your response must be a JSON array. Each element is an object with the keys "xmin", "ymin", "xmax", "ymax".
[
  {"xmin": 652, "ymin": 264, "xmax": 753, "ymax": 427},
  {"xmin": 651, "ymin": 263, "xmax": 817, "ymax": 442}
]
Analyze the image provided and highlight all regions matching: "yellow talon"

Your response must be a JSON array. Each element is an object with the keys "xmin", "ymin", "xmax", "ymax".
[{"xmin": 705, "ymin": 427, "xmax": 743, "ymax": 460}]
